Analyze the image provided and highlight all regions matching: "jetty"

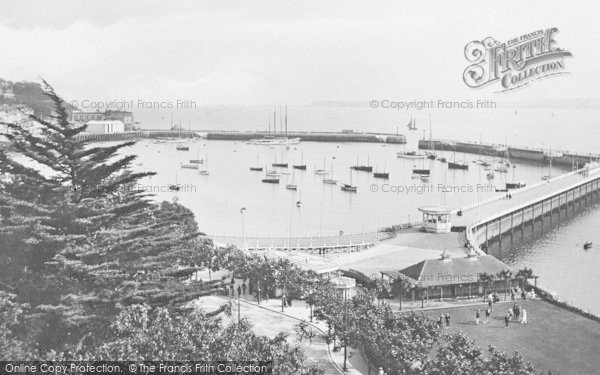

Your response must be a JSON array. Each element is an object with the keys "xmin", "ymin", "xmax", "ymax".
[
  {"xmin": 456, "ymin": 163, "xmax": 600, "ymax": 253},
  {"xmin": 74, "ymin": 129, "xmax": 406, "ymax": 144},
  {"xmin": 419, "ymin": 139, "xmax": 599, "ymax": 168}
]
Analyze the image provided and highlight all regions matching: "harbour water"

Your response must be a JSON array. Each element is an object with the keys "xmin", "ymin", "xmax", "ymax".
[
  {"xmin": 127, "ymin": 137, "xmax": 561, "ymax": 237},
  {"xmin": 123, "ymin": 104, "xmax": 600, "ymax": 317},
  {"xmin": 488, "ymin": 202, "xmax": 600, "ymax": 317}
]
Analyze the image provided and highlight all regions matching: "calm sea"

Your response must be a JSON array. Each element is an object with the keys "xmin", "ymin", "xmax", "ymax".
[{"xmin": 123, "ymin": 105, "xmax": 599, "ymax": 315}]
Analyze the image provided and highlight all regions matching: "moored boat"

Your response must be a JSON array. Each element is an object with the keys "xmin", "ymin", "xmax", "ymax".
[
  {"xmin": 448, "ymin": 162, "xmax": 469, "ymax": 170},
  {"xmin": 181, "ymin": 164, "xmax": 199, "ymax": 170},
  {"xmin": 412, "ymin": 168, "xmax": 430, "ymax": 175},
  {"xmin": 506, "ymin": 181, "xmax": 526, "ymax": 189},
  {"xmin": 397, "ymin": 151, "xmax": 425, "ymax": 159}
]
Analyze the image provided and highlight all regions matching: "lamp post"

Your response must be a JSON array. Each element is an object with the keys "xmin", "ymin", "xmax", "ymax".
[
  {"xmin": 343, "ymin": 287, "xmax": 348, "ymax": 371},
  {"xmin": 398, "ymin": 278, "xmax": 403, "ymax": 311},
  {"xmin": 240, "ymin": 207, "xmax": 246, "ymax": 250}
]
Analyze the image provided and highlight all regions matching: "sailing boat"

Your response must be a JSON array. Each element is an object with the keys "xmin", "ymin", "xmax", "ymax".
[
  {"xmin": 262, "ymin": 166, "xmax": 280, "ymax": 183},
  {"xmin": 323, "ymin": 158, "xmax": 337, "ymax": 184},
  {"xmin": 351, "ymin": 154, "xmax": 373, "ymax": 172},
  {"xmin": 272, "ymin": 148, "xmax": 288, "ymax": 168},
  {"xmin": 340, "ymin": 169, "xmax": 357, "ymax": 192},
  {"xmin": 426, "ymin": 115, "xmax": 436, "ymax": 160},
  {"xmin": 448, "ymin": 149, "xmax": 469, "ymax": 170},
  {"xmin": 169, "ymin": 172, "xmax": 181, "ymax": 191},
  {"xmin": 541, "ymin": 146, "xmax": 553, "ymax": 180},
  {"xmin": 314, "ymin": 156, "xmax": 327, "ymax": 175},
  {"xmin": 250, "ymin": 155, "xmax": 263, "ymax": 171},
  {"xmin": 199, "ymin": 154, "xmax": 210, "ymax": 175},
  {"xmin": 190, "ymin": 148, "xmax": 203, "ymax": 164},
  {"xmin": 293, "ymin": 151, "xmax": 306, "ymax": 170},
  {"xmin": 175, "ymin": 117, "xmax": 190, "ymax": 151},
  {"xmin": 506, "ymin": 164, "xmax": 526, "ymax": 189},
  {"xmin": 412, "ymin": 151, "xmax": 430, "ymax": 175},
  {"xmin": 286, "ymin": 169, "xmax": 297, "ymax": 190},
  {"xmin": 407, "ymin": 117, "xmax": 417, "ymax": 130},
  {"xmin": 373, "ymin": 162, "xmax": 389, "ymax": 179}
]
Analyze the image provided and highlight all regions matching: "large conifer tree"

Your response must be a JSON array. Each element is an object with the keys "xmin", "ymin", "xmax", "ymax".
[{"xmin": 0, "ymin": 82, "xmax": 202, "ymax": 352}]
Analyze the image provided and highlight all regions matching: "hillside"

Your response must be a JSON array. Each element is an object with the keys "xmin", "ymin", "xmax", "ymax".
[{"xmin": 0, "ymin": 78, "xmax": 74, "ymax": 116}]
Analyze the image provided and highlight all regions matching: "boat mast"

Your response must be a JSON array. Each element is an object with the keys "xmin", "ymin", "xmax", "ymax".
[
  {"xmin": 285, "ymin": 104, "xmax": 288, "ymax": 137},
  {"xmin": 273, "ymin": 105, "xmax": 277, "ymax": 135},
  {"xmin": 279, "ymin": 103, "xmax": 283, "ymax": 136},
  {"xmin": 429, "ymin": 114, "xmax": 433, "ymax": 150}
]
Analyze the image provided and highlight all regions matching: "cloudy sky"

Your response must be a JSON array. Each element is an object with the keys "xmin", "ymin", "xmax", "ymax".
[{"xmin": 1, "ymin": 0, "xmax": 599, "ymax": 104}]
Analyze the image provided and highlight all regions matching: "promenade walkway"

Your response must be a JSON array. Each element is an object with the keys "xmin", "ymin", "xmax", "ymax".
[
  {"xmin": 210, "ymin": 231, "xmax": 393, "ymax": 252},
  {"xmin": 191, "ymin": 295, "xmax": 365, "ymax": 375},
  {"xmin": 454, "ymin": 164, "xmax": 600, "ymax": 228}
]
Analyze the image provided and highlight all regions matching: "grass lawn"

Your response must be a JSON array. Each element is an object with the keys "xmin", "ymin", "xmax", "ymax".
[{"xmin": 422, "ymin": 300, "xmax": 600, "ymax": 375}]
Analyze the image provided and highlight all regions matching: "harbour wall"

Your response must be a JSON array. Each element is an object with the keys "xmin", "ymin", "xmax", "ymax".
[
  {"xmin": 419, "ymin": 139, "xmax": 599, "ymax": 168},
  {"xmin": 205, "ymin": 130, "xmax": 406, "ymax": 144},
  {"xmin": 74, "ymin": 130, "xmax": 407, "ymax": 144}
]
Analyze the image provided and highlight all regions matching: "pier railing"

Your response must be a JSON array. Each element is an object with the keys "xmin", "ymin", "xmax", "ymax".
[
  {"xmin": 465, "ymin": 164, "xmax": 600, "ymax": 253},
  {"xmin": 208, "ymin": 231, "xmax": 393, "ymax": 252}
]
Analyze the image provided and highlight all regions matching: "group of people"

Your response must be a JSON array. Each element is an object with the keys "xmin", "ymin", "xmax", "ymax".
[
  {"xmin": 224, "ymin": 279, "xmax": 247, "ymax": 297},
  {"xmin": 437, "ymin": 313, "xmax": 451, "ymax": 328},
  {"xmin": 476, "ymin": 302, "xmax": 528, "ymax": 328}
]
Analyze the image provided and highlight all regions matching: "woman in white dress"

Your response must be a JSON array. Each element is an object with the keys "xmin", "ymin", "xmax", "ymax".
[{"xmin": 521, "ymin": 308, "xmax": 528, "ymax": 324}]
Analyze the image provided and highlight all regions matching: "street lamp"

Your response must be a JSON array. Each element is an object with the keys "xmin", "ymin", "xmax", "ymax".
[
  {"xmin": 343, "ymin": 288, "xmax": 348, "ymax": 371},
  {"xmin": 240, "ymin": 207, "xmax": 246, "ymax": 250}
]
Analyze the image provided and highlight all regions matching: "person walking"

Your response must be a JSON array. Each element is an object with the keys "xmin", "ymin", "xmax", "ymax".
[
  {"xmin": 242, "ymin": 282, "xmax": 246, "ymax": 295},
  {"xmin": 439, "ymin": 314, "xmax": 444, "ymax": 328},
  {"xmin": 508, "ymin": 307, "xmax": 514, "ymax": 321},
  {"xmin": 485, "ymin": 307, "xmax": 491, "ymax": 324},
  {"xmin": 445, "ymin": 313, "xmax": 450, "ymax": 328},
  {"xmin": 504, "ymin": 313, "xmax": 510, "ymax": 328},
  {"xmin": 513, "ymin": 303, "xmax": 520, "ymax": 321},
  {"xmin": 521, "ymin": 308, "xmax": 528, "ymax": 324},
  {"xmin": 237, "ymin": 285, "xmax": 241, "ymax": 297},
  {"xmin": 475, "ymin": 309, "xmax": 480, "ymax": 325}
]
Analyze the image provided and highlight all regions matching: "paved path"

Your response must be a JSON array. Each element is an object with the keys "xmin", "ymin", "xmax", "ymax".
[
  {"xmin": 234, "ymin": 297, "xmax": 366, "ymax": 375},
  {"xmin": 454, "ymin": 165, "xmax": 600, "ymax": 228},
  {"xmin": 194, "ymin": 295, "xmax": 364, "ymax": 375}
]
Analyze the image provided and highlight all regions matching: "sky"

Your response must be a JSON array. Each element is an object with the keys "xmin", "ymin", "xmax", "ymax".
[{"xmin": 1, "ymin": 0, "xmax": 599, "ymax": 105}]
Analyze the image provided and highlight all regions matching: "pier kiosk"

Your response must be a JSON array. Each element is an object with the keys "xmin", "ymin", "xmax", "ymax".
[{"xmin": 418, "ymin": 206, "xmax": 452, "ymax": 233}]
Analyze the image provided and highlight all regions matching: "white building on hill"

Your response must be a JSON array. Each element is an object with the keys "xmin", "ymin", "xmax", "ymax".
[{"xmin": 85, "ymin": 120, "xmax": 125, "ymax": 134}]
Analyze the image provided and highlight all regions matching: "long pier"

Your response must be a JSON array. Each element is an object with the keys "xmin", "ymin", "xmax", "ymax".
[
  {"xmin": 75, "ymin": 129, "xmax": 407, "ymax": 144},
  {"xmin": 419, "ymin": 139, "xmax": 599, "ymax": 168},
  {"xmin": 456, "ymin": 164, "xmax": 600, "ymax": 253}
]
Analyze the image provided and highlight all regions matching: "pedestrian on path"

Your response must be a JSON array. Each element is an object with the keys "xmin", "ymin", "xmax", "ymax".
[
  {"xmin": 475, "ymin": 309, "xmax": 480, "ymax": 325},
  {"xmin": 513, "ymin": 303, "xmax": 520, "ymax": 321},
  {"xmin": 242, "ymin": 282, "xmax": 246, "ymax": 295},
  {"xmin": 504, "ymin": 314, "xmax": 510, "ymax": 328},
  {"xmin": 485, "ymin": 307, "xmax": 491, "ymax": 324},
  {"xmin": 521, "ymin": 309, "xmax": 528, "ymax": 324},
  {"xmin": 438, "ymin": 314, "xmax": 444, "ymax": 328},
  {"xmin": 237, "ymin": 285, "xmax": 241, "ymax": 297},
  {"xmin": 445, "ymin": 313, "xmax": 450, "ymax": 328}
]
